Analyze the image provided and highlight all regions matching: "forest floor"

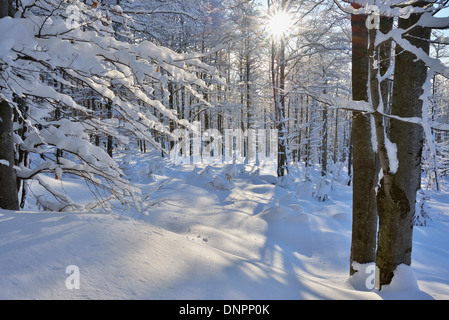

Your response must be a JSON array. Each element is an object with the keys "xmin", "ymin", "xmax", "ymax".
[{"xmin": 1, "ymin": 150, "xmax": 449, "ymax": 300}]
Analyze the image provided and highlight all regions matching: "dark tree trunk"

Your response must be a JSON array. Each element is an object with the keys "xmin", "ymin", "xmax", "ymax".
[
  {"xmin": 321, "ymin": 104, "xmax": 328, "ymax": 177},
  {"xmin": 375, "ymin": 4, "xmax": 431, "ymax": 288},
  {"xmin": 106, "ymin": 100, "xmax": 113, "ymax": 158},
  {"xmin": 277, "ymin": 33, "xmax": 287, "ymax": 177},
  {"xmin": 349, "ymin": 5, "xmax": 379, "ymax": 275},
  {"xmin": 0, "ymin": 101, "xmax": 19, "ymax": 210},
  {"xmin": 0, "ymin": 0, "xmax": 19, "ymax": 210}
]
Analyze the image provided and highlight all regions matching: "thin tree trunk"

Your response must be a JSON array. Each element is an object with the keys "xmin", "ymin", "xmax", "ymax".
[
  {"xmin": 107, "ymin": 100, "xmax": 113, "ymax": 158},
  {"xmin": 277, "ymin": 36, "xmax": 287, "ymax": 177},
  {"xmin": 269, "ymin": 0, "xmax": 288, "ymax": 177},
  {"xmin": 305, "ymin": 99, "xmax": 310, "ymax": 167},
  {"xmin": 333, "ymin": 109, "xmax": 338, "ymax": 164},
  {"xmin": 0, "ymin": 0, "xmax": 7, "ymax": 17},
  {"xmin": 347, "ymin": 120, "xmax": 352, "ymax": 186},
  {"xmin": 321, "ymin": 104, "xmax": 328, "ymax": 176}
]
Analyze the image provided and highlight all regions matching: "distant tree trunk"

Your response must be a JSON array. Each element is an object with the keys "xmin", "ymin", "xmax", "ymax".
[
  {"xmin": 0, "ymin": 0, "xmax": 19, "ymax": 210},
  {"xmin": 333, "ymin": 109, "xmax": 339, "ymax": 164},
  {"xmin": 375, "ymin": 4, "xmax": 431, "ymax": 288},
  {"xmin": 277, "ymin": 37, "xmax": 287, "ymax": 177},
  {"xmin": 0, "ymin": 0, "xmax": 7, "ymax": 17},
  {"xmin": 169, "ymin": 82, "xmax": 176, "ymax": 151},
  {"xmin": 347, "ymin": 121, "xmax": 352, "ymax": 186},
  {"xmin": 304, "ymin": 99, "xmax": 310, "ymax": 167},
  {"xmin": 321, "ymin": 104, "xmax": 328, "ymax": 176},
  {"xmin": 106, "ymin": 100, "xmax": 113, "ymax": 158},
  {"xmin": 14, "ymin": 96, "xmax": 29, "ymax": 208},
  {"xmin": 269, "ymin": 0, "xmax": 287, "ymax": 177},
  {"xmin": 349, "ymin": 5, "xmax": 379, "ymax": 275}
]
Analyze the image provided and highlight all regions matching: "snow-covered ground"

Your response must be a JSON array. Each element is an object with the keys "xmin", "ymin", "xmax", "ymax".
[{"xmin": 1, "ymin": 152, "xmax": 449, "ymax": 300}]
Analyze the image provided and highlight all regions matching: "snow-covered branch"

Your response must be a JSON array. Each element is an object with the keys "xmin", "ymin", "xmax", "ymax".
[{"xmin": 0, "ymin": 0, "xmax": 222, "ymax": 212}]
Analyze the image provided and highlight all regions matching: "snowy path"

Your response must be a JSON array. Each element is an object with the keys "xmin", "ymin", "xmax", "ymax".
[{"xmin": 1, "ymin": 158, "xmax": 449, "ymax": 299}]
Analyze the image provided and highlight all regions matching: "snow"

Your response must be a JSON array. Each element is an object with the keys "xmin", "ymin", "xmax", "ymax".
[
  {"xmin": 0, "ymin": 18, "xmax": 31, "ymax": 58},
  {"xmin": 1, "ymin": 151, "xmax": 449, "ymax": 300},
  {"xmin": 385, "ymin": 136, "xmax": 399, "ymax": 174}
]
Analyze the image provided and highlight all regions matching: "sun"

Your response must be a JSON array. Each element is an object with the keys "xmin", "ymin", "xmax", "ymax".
[{"xmin": 268, "ymin": 10, "xmax": 293, "ymax": 39}]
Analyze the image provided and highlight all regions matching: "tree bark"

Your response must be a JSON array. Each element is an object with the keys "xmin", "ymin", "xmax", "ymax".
[
  {"xmin": 321, "ymin": 104, "xmax": 328, "ymax": 176},
  {"xmin": 349, "ymin": 5, "xmax": 379, "ymax": 275},
  {"xmin": 0, "ymin": 0, "xmax": 19, "ymax": 210},
  {"xmin": 277, "ymin": 36, "xmax": 287, "ymax": 177},
  {"xmin": 106, "ymin": 99, "xmax": 113, "ymax": 158},
  {"xmin": 375, "ymin": 3, "xmax": 431, "ymax": 288},
  {"xmin": 0, "ymin": 101, "xmax": 19, "ymax": 210},
  {"xmin": 269, "ymin": 0, "xmax": 288, "ymax": 177}
]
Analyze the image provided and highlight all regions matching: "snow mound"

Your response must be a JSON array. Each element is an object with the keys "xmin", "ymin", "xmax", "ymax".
[
  {"xmin": 381, "ymin": 264, "xmax": 420, "ymax": 292},
  {"xmin": 257, "ymin": 206, "xmax": 290, "ymax": 222},
  {"xmin": 224, "ymin": 164, "xmax": 237, "ymax": 182},
  {"xmin": 314, "ymin": 177, "xmax": 331, "ymax": 202},
  {"xmin": 211, "ymin": 175, "xmax": 234, "ymax": 191},
  {"xmin": 257, "ymin": 205, "xmax": 308, "ymax": 224},
  {"xmin": 332, "ymin": 212, "xmax": 350, "ymax": 221},
  {"xmin": 348, "ymin": 263, "xmax": 434, "ymax": 299},
  {"xmin": 348, "ymin": 262, "xmax": 376, "ymax": 291},
  {"xmin": 378, "ymin": 264, "xmax": 434, "ymax": 300},
  {"xmin": 296, "ymin": 180, "xmax": 314, "ymax": 200}
]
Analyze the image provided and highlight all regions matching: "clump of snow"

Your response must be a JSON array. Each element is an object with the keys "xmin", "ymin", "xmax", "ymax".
[
  {"xmin": 348, "ymin": 262, "xmax": 376, "ymax": 291},
  {"xmin": 314, "ymin": 177, "xmax": 332, "ymax": 202},
  {"xmin": 348, "ymin": 262, "xmax": 432, "ymax": 299},
  {"xmin": 381, "ymin": 264, "xmax": 420, "ymax": 292},
  {"xmin": 148, "ymin": 157, "xmax": 165, "ymax": 178},
  {"xmin": 211, "ymin": 174, "xmax": 234, "ymax": 191},
  {"xmin": 111, "ymin": 5, "xmax": 123, "ymax": 15},
  {"xmin": 224, "ymin": 164, "xmax": 237, "ymax": 182},
  {"xmin": 0, "ymin": 17, "xmax": 35, "ymax": 64},
  {"xmin": 385, "ymin": 137, "xmax": 399, "ymax": 174},
  {"xmin": 415, "ymin": 189, "xmax": 432, "ymax": 226},
  {"xmin": 296, "ymin": 180, "xmax": 314, "ymax": 200}
]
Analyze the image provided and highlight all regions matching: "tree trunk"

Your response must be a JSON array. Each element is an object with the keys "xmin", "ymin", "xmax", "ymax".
[
  {"xmin": 269, "ymin": 0, "xmax": 288, "ymax": 177},
  {"xmin": 375, "ymin": 4, "xmax": 431, "ymax": 288},
  {"xmin": 0, "ymin": 0, "xmax": 19, "ymax": 210},
  {"xmin": 333, "ymin": 109, "xmax": 339, "ymax": 164},
  {"xmin": 321, "ymin": 104, "xmax": 328, "ymax": 176},
  {"xmin": 349, "ymin": 5, "xmax": 379, "ymax": 275},
  {"xmin": 277, "ymin": 37, "xmax": 287, "ymax": 177},
  {"xmin": 347, "ymin": 121, "xmax": 352, "ymax": 186},
  {"xmin": 0, "ymin": 101, "xmax": 19, "ymax": 210},
  {"xmin": 106, "ymin": 100, "xmax": 113, "ymax": 158}
]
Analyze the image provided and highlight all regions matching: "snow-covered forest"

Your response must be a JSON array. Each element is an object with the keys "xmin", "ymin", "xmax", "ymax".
[{"xmin": 1, "ymin": 0, "xmax": 449, "ymax": 301}]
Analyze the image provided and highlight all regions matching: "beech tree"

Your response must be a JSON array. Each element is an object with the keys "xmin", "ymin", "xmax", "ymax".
[
  {"xmin": 349, "ymin": 2, "xmax": 378, "ymax": 276},
  {"xmin": 374, "ymin": 1, "xmax": 431, "ymax": 288},
  {"xmin": 339, "ymin": 0, "xmax": 448, "ymax": 288}
]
